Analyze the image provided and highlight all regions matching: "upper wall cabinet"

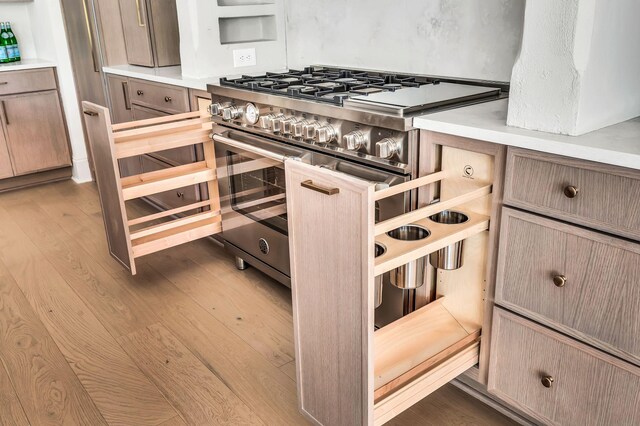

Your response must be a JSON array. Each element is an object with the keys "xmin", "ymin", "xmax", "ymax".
[{"xmin": 118, "ymin": 0, "xmax": 180, "ymax": 67}]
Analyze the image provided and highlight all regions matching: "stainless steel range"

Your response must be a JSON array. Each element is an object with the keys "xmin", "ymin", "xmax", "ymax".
[{"xmin": 207, "ymin": 65, "xmax": 506, "ymax": 326}]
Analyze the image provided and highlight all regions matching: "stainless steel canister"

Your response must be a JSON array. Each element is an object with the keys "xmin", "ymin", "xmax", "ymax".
[
  {"xmin": 429, "ymin": 210, "xmax": 469, "ymax": 270},
  {"xmin": 386, "ymin": 225, "xmax": 430, "ymax": 289},
  {"xmin": 374, "ymin": 242, "xmax": 386, "ymax": 308}
]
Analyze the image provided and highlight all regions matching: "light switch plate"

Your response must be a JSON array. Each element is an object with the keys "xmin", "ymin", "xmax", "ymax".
[{"xmin": 233, "ymin": 48, "xmax": 257, "ymax": 67}]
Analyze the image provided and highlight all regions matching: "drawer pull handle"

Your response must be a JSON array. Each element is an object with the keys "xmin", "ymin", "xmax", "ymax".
[
  {"xmin": 177, "ymin": 191, "xmax": 184, "ymax": 198},
  {"xmin": 137, "ymin": 90, "xmax": 144, "ymax": 96},
  {"xmin": 553, "ymin": 274, "xmax": 567, "ymax": 287},
  {"xmin": 0, "ymin": 81, "xmax": 8, "ymax": 85},
  {"xmin": 541, "ymin": 375, "xmax": 554, "ymax": 388},
  {"xmin": 301, "ymin": 180, "xmax": 339, "ymax": 195},
  {"xmin": 563, "ymin": 185, "xmax": 579, "ymax": 198},
  {"xmin": 165, "ymin": 96, "xmax": 172, "ymax": 102}
]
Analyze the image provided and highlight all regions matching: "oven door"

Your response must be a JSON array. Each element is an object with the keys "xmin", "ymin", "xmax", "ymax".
[{"xmin": 213, "ymin": 129, "xmax": 304, "ymax": 277}]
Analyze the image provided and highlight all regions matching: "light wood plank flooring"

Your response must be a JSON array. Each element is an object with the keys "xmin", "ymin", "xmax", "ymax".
[{"xmin": 0, "ymin": 180, "xmax": 516, "ymax": 425}]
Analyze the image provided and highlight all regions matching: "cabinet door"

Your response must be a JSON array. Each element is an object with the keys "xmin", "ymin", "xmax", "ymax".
[
  {"xmin": 1, "ymin": 91, "xmax": 71, "ymax": 175},
  {"xmin": 0, "ymin": 129, "xmax": 13, "ymax": 179},
  {"xmin": 107, "ymin": 74, "xmax": 133, "ymax": 124},
  {"xmin": 119, "ymin": 0, "xmax": 154, "ymax": 67},
  {"xmin": 147, "ymin": 0, "xmax": 180, "ymax": 66}
]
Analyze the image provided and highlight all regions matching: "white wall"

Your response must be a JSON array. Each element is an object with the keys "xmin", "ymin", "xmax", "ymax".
[
  {"xmin": 27, "ymin": 0, "xmax": 91, "ymax": 182},
  {"xmin": 284, "ymin": 0, "xmax": 526, "ymax": 82},
  {"xmin": 0, "ymin": 3, "xmax": 37, "ymax": 59}
]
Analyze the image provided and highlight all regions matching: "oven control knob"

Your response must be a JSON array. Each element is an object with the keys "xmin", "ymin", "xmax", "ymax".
[
  {"xmin": 316, "ymin": 124, "xmax": 337, "ymax": 144},
  {"xmin": 222, "ymin": 105, "xmax": 242, "ymax": 121},
  {"xmin": 302, "ymin": 122, "xmax": 319, "ymax": 140},
  {"xmin": 281, "ymin": 118, "xmax": 298, "ymax": 135},
  {"xmin": 376, "ymin": 138, "xmax": 401, "ymax": 159},
  {"xmin": 259, "ymin": 113, "xmax": 275, "ymax": 129},
  {"xmin": 293, "ymin": 120, "xmax": 310, "ymax": 137},
  {"xmin": 208, "ymin": 102, "xmax": 223, "ymax": 116},
  {"xmin": 271, "ymin": 115, "xmax": 291, "ymax": 133},
  {"xmin": 343, "ymin": 131, "xmax": 368, "ymax": 151}
]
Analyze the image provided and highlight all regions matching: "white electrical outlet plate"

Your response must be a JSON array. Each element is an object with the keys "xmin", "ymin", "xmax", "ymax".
[{"xmin": 233, "ymin": 48, "xmax": 257, "ymax": 67}]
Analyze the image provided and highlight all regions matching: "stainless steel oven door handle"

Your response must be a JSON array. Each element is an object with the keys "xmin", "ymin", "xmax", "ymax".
[{"xmin": 212, "ymin": 133, "xmax": 289, "ymax": 162}]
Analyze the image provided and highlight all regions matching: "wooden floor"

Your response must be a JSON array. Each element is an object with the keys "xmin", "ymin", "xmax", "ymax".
[{"xmin": 0, "ymin": 180, "xmax": 516, "ymax": 426}]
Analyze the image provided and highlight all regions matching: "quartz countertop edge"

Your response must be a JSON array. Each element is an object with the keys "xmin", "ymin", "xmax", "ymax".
[
  {"xmin": 0, "ymin": 58, "xmax": 56, "ymax": 72},
  {"xmin": 102, "ymin": 64, "xmax": 220, "ymax": 91},
  {"xmin": 413, "ymin": 98, "xmax": 640, "ymax": 171}
]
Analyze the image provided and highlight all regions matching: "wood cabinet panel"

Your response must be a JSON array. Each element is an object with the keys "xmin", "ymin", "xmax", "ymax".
[
  {"xmin": 107, "ymin": 74, "xmax": 133, "ymax": 124},
  {"xmin": 496, "ymin": 207, "xmax": 640, "ymax": 365},
  {"xmin": 504, "ymin": 147, "xmax": 640, "ymax": 241},
  {"xmin": 488, "ymin": 308, "xmax": 640, "ymax": 425},
  {"xmin": 119, "ymin": 0, "xmax": 154, "ymax": 67},
  {"xmin": 129, "ymin": 78, "xmax": 189, "ymax": 114},
  {"xmin": 0, "ymin": 130, "xmax": 13, "ymax": 179},
  {"xmin": 2, "ymin": 91, "xmax": 71, "ymax": 175},
  {"xmin": 0, "ymin": 68, "xmax": 57, "ymax": 95}
]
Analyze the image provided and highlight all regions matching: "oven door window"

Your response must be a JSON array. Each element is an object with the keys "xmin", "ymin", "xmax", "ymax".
[{"xmin": 227, "ymin": 151, "xmax": 288, "ymax": 235}]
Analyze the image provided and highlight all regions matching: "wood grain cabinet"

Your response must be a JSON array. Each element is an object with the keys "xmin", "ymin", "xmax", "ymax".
[
  {"xmin": 489, "ymin": 309, "xmax": 640, "ymax": 426},
  {"xmin": 118, "ymin": 0, "xmax": 180, "ymax": 67},
  {"xmin": 0, "ymin": 68, "xmax": 72, "ymax": 191},
  {"xmin": 285, "ymin": 135, "xmax": 505, "ymax": 425}
]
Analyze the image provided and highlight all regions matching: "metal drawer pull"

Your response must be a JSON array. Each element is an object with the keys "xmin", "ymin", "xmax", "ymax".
[
  {"xmin": 563, "ymin": 185, "xmax": 579, "ymax": 198},
  {"xmin": 83, "ymin": 110, "xmax": 98, "ymax": 117},
  {"xmin": 541, "ymin": 375, "xmax": 554, "ymax": 388},
  {"xmin": 301, "ymin": 180, "xmax": 339, "ymax": 195},
  {"xmin": 176, "ymin": 191, "xmax": 184, "ymax": 198},
  {"xmin": 553, "ymin": 274, "xmax": 567, "ymax": 287},
  {"xmin": 137, "ymin": 90, "xmax": 144, "ymax": 96},
  {"xmin": 0, "ymin": 100, "xmax": 7, "ymax": 125},
  {"xmin": 0, "ymin": 81, "xmax": 8, "ymax": 85},
  {"xmin": 165, "ymin": 96, "xmax": 172, "ymax": 102}
]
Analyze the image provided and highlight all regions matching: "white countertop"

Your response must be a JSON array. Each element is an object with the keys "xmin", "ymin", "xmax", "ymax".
[
  {"xmin": 414, "ymin": 98, "xmax": 640, "ymax": 171},
  {"xmin": 0, "ymin": 58, "xmax": 55, "ymax": 72},
  {"xmin": 103, "ymin": 64, "xmax": 220, "ymax": 91}
]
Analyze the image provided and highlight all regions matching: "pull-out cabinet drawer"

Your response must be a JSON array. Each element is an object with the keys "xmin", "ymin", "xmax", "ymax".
[
  {"xmin": 129, "ymin": 78, "xmax": 189, "ymax": 115},
  {"xmin": 489, "ymin": 308, "xmax": 640, "ymax": 425},
  {"xmin": 496, "ymin": 208, "xmax": 640, "ymax": 366},
  {"xmin": 504, "ymin": 147, "xmax": 640, "ymax": 240},
  {"xmin": 285, "ymin": 140, "xmax": 503, "ymax": 425}
]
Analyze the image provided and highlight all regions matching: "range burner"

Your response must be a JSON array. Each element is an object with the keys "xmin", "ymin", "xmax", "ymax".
[{"xmin": 220, "ymin": 66, "xmax": 436, "ymax": 105}]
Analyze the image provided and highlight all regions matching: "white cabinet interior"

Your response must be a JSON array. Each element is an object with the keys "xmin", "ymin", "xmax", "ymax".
[{"xmin": 285, "ymin": 134, "xmax": 504, "ymax": 425}]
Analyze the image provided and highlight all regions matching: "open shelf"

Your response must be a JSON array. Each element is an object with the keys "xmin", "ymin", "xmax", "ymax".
[
  {"xmin": 114, "ymin": 128, "xmax": 210, "ymax": 159},
  {"xmin": 121, "ymin": 161, "xmax": 215, "ymax": 201},
  {"xmin": 218, "ymin": 15, "xmax": 278, "ymax": 44}
]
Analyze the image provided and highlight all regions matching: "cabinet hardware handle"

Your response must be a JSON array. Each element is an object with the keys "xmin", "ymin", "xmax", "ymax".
[
  {"xmin": 122, "ymin": 81, "xmax": 131, "ymax": 110},
  {"xmin": 301, "ymin": 180, "xmax": 339, "ymax": 195},
  {"xmin": 135, "ymin": 0, "xmax": 146, "ymax": 27},
  {"xmin": 137, "ymin": 90, "xmax": 144, "ymax": 96},
  {"xmin": 82, "ymin": 0, "xmax": 100, "ymax": 72},
  {"xmin": 176, "ymin": 191, "xmax": 184, "ymax": 198},
  {"xmin": 83, "ymin": 110, "xmax": 98, "ymax": 117},
  {"xmin": 0, "ymin": 81, "xmax": 8, "ymax": 85},
  {"xmin": 165, "ymin": 96, "xmax": 172, "ymax": 102},
  {"xmin": 541, "ymin": 375, "xmax": 554, "ymax": 388},
  {"xmin": 553, "ymin": 274, "xmax": 567, "ymax": 287},
  {"xmin": 0, "ymin": 100, "xmax": 7, "ymax": 125},
  {"xmin": 563, "ymin": 185, "xmax": 579, "ymax": 198}
]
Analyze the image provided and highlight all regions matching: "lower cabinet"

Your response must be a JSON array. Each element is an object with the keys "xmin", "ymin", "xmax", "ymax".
[
  {"xmin": 285, "ymin": 137, "xmax": 503, "ymax": 425},
  {"xmin": 489, "ymin": 308, "xmax": 640, "ymax": 425}
]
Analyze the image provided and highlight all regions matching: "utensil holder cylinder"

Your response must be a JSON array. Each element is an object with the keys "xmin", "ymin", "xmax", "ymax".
[
  {"xmin": 428, "ymin": 210, "xmax": 468, "ymax": 270},
  {"xmin": 374, "ymin": 243, "xmax": 386, "ymax": 308},
  {"xmin": 386, "ymin": 225, "xmax": 430, "ymax": 290}
]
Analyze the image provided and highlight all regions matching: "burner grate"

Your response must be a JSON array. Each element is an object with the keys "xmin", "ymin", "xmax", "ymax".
[{"xmin": 219, "ymin": 66, "xmax": 435, "ymax": 105}]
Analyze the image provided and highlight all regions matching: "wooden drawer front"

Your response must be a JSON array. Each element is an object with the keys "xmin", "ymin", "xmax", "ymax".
[
  {"xmin": 140, "ymin": 156, "xmax": 199, "ymax": 209},
  {"xmin": 496, "ymin": 207, "xmax": 640, "ymax": 365},
  {"xmin": 488, "ymin": 309, "xmax": 640, "ymax": 426},
  {"xmin": 129, "ymin": 79, "xmax": 189, "ymax": 114},
  {"xmin": 0, "ymin": 68, "xmax": 57, "ymax": 95},
  {"xmin": 504, "ymin": 147, "xmax": 640, "ymax": 240}
]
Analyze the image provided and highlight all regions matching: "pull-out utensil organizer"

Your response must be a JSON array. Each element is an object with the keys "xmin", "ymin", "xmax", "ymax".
[
  {"xmin": 285, "ymin": 137, "xmax": 502, "ymax": 426},
  {"xmin": 82, "ymin": 102, "xmax": 221, "ymax": 275}
]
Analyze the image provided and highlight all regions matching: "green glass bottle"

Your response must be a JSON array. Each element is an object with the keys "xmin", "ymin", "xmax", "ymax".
[
  {"xmin": 0, "ymin": 23, "xmax": 10, "ymax": 64},
  {"xmin": 5, "ymin": 22, "xmax": 20, "ymax": 62}
]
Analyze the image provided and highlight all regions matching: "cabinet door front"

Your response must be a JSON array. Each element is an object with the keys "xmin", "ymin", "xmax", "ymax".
[
  {"xmin": 2, "ymin": 91, "xmax": 71, "ymax": 175},
  {"xmin": 107, "ymin": 74, "xmax": 133, "ymax": 124},
  {"xmin": 118, "ymin": 0, "xmax": 154, "ymax": 66}
]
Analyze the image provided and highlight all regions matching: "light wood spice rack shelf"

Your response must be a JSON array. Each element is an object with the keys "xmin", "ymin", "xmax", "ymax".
[{"xmin": 82, "ymin": 103, "xmax": 220, "ymax": 275}]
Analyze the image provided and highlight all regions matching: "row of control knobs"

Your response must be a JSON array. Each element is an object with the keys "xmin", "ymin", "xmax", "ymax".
[{"xmin": 209, "ymin": 102, "xmax": 400, "ymax": 159}]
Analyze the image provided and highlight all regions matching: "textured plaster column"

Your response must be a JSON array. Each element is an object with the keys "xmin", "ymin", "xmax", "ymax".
[{"xmin": 507, "ymin": 0, "xmax": 640, "ymax": 135}]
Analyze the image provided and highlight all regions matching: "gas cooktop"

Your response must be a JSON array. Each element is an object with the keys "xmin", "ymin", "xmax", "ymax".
[{"xmin": 219, "ymin": 66, "xmax": 434, "ymax": 106}]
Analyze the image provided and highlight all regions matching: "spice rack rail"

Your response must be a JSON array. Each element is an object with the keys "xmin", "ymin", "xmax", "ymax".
[{"xmin": 82, "ymin": 102, "xmax": 220, "ymax": 275}]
